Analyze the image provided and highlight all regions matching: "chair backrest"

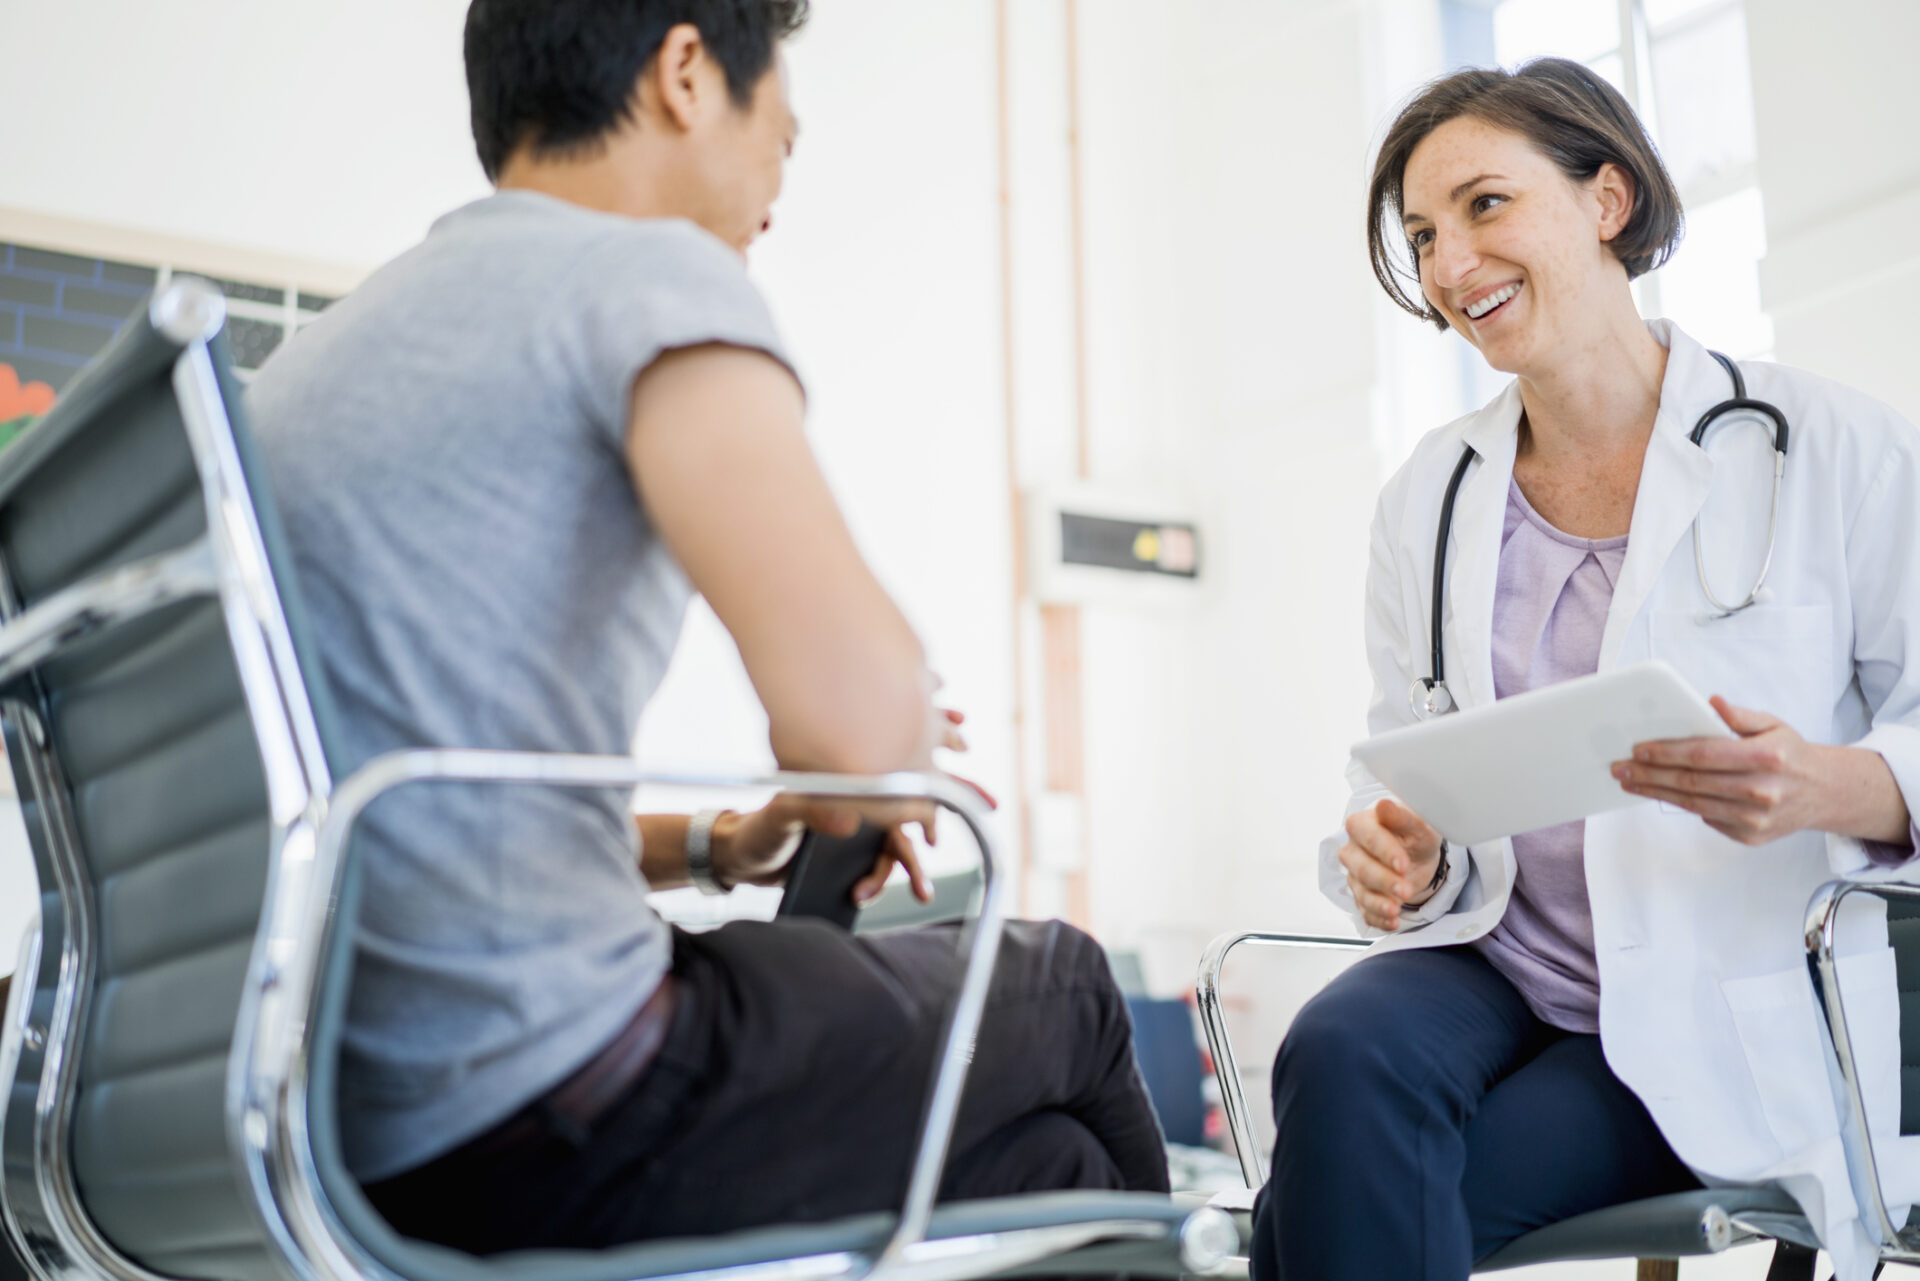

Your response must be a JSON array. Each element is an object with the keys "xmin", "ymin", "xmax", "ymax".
[
  {"xmin": 1887, "ymin": 897, "xmax": 1920, "ymax": 1136},
  {"xmin": 0, "ymin": 279, "xmax": 336, "ymax": 1281}
]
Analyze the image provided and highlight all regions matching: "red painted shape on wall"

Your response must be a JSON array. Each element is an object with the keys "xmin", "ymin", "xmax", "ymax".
[{"xmin": 0, "ymin": 363, "xmax": 55, "ymax": 420}]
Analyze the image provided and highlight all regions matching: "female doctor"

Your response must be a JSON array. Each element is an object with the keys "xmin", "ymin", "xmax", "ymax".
[{"xmin": 1249, "ymin": 59, "xmax": 1920, "ymax": 1281}]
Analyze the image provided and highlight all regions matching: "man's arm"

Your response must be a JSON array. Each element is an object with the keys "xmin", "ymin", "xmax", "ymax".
[
  {"xmin": 627, "ymin": 343, "xmax": 936, "ymax": 775},
  {"xmin": 636, "ymin": 813, "xmax": 707, "ymax": 890}
]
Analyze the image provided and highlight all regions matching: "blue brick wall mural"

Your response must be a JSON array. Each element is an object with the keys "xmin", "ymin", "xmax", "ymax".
[{"xmin": 0, "ymin": 239, "xmax": 337, "ymax": 448}]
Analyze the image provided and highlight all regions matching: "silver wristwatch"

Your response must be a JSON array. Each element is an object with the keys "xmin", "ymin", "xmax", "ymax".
[{"xmin": 686, "ymin": 808, "xmax": 732, "ymax": 896}]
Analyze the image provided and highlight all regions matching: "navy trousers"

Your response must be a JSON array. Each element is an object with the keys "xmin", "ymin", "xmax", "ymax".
[{"xmin": 1250, "ymin": 946, "xmax": 1699, "ymax": 1281}]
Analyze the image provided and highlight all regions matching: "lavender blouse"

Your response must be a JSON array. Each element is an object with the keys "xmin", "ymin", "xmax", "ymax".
[
  {"xmin": 1473, "ymin": 456, "xmax": 1920, "ymax": 1031},
  {"xmin": 1473, "ymin": 480, "xmax": 1625, "ymax": 1033}
]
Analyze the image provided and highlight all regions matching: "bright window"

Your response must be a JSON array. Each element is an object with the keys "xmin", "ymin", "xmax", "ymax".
[{"xmin": 1492, "ymin": 0, "xmax": 1618, "ymax": 64}]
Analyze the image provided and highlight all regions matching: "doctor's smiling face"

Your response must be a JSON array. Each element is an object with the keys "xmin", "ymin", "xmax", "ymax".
[
  {"xmin": 1366, "ymin": 59, "xmax": 1684, "ymax": 378},
  {"xmin": 1401, "ymin": 115, "xmax": 1639, "ymax": 378}
]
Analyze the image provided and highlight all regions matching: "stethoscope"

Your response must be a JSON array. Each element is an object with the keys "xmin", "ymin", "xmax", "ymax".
[{"xmin": 1410, "ymin": 351, "xmax": 1790, "ymax": 720}]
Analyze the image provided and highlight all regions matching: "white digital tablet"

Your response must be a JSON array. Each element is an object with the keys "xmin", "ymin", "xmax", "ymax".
[{"xmin": 1350, "ymin": 660, "xmax": 1734, "ymax": 845}]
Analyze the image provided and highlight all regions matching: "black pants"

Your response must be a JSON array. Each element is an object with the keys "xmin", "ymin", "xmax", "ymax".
[
  {"xmin": 368, "ymin": 918, "xmax": 1169, "ymax": 1251},
  {"xmin": 1250, "ymin": 947, "xmax": 1699, "ymax": 1281}
]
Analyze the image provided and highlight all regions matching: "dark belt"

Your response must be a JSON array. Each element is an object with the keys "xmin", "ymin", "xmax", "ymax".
[{"xmin": 465, "ymin": 974, "xmax": 681, "ymax": 1157}]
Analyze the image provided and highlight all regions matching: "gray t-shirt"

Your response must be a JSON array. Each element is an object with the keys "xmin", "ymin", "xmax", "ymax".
[{"xmin": 248, "ymin": 190, "xmax": 795, "ymax": 1181}]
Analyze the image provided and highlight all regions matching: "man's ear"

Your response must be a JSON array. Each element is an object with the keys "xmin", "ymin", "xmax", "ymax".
[
  {"xmin": 1593, "ymin": 162, "xmax": 1637, "ymax": 244},
  {"xmin": 647, "ymin": 22, "xmax": 709, "ymax": 132}
]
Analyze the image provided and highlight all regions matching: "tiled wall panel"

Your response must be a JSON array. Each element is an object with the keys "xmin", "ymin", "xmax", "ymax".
[
  {"xmin": 0, "ymin": 242, "xmax": 153, "ymax": 395},
  {"xmin": 0, "ymin": 241, "xmax": 338, "ymax": 426}
]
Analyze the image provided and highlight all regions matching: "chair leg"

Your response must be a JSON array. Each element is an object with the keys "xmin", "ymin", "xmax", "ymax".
[
  {"xmin": 1636, "ymin": 1260, "xmax": 1679, "ymax": 1281},
  {"xmin": 1763, "ymin": 1241, "xmax": 1818, "ymax": 1281}
]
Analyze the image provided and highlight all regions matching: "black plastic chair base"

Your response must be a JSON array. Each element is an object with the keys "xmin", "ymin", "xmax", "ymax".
[
  {"xmin": 1762, "ymin": 1241, "xmax": 1895, "ymax": 1281},
  {"xmin": 1765, "ymin": 1242, "xmax": 1818, "ymax": 1281}
]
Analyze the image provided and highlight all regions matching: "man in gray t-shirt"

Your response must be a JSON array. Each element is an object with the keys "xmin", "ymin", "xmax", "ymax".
[
  {"xmin": 249, "ymin": 0, "xmax": 1167, "ymax": 1251},
  {"xmin": 252, "ymin": 189, "xmax": 793, "ymax": 1183}
]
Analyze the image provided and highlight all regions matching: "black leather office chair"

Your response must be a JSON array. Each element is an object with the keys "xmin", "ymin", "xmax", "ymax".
[{"xmin": 0, "ymin": 278, "xmax": 1239, "ymax": 1281}]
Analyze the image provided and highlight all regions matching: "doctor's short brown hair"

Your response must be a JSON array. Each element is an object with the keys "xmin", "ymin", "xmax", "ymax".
[{"xmin": 1366, "ymin": 57, "xmax": 1685, "ymax": 330}]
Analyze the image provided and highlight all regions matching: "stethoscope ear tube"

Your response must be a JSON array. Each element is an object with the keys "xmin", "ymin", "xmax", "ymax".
[
  {"xmin": 1411, "ymin": 445, "xmax": 1478, "ymax": 720},
  {"xmin": 1691, "ymin": 397, "xmax": 1789, "ymax": 454},
  {"xmin": 1689, "ymin": 352, "xmax": 1789, "ymax": 616}
]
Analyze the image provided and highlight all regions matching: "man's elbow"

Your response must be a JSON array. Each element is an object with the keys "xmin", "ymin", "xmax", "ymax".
[{"xmin": 769, "ymin": 664, "xmax": 934, "ymax": 777}]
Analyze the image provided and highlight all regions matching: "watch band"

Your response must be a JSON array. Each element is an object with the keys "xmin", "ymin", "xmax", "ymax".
[
  {"xmin": 686, "ymin": 809, "xmax": 732, "ymax": 896},
  {"xmin": 767, "ymin": 821, "xmax": 805, "ymax": 869}
]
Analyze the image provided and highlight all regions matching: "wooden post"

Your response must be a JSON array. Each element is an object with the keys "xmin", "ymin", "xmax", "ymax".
[
  {"xmin": 1040, "ymin": 603, "xmax": 1090, "ymax": 925},
  {"xmin": 1635, "ymin": 1259, "xmax": 1679, "ymax": 1281}
]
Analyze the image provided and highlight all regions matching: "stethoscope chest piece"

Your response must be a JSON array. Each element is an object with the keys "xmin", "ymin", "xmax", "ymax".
[{"xmin": 1409, "ymin": 677, "xmax": 1454, "ymax": 720}]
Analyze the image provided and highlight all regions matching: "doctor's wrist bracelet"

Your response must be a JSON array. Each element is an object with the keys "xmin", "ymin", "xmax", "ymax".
[{"xmin": 1423, "ymin": 840, "xmax": 1450, "ymax": 893}]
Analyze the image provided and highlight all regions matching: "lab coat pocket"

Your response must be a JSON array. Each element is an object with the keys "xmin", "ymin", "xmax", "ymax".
[
  {"xmin": 1650, "ymin": 606, "xmax": 1835, "ymax": 743},
  {"xmin": 1721, "ymin": 947, "xmax": 1901, "ymax": 1158},
  {"xmin": 1722, "ymin": 965, "xmax": 1829, "ymax": 1156}
]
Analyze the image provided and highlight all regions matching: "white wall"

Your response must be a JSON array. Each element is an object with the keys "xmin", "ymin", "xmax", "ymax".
[
  {"xmin": 0, "ymin": 0, "xmax": 485, "ymax": 270},
  {"xmin": 631, "ymin": 0, "xmax": 1018, "ymax": 888},
  {"xmin": 1748, "ymin": 0, "xmax": 1920, "ymax": 423},
  {"xmin": 1069, "ymin": 0, "xmax": 1392, "ymax": 983}
]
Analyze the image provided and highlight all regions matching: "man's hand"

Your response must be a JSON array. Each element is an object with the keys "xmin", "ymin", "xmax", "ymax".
[
  {"xmin": 712, "ymin": 792, "xmax": 936, "ymax": 902},
  {"xmin": 1612, "ymin": 696, "xmax": 1911, "ymax": 845},
  {"xmin": 710, "ymin": 706, "xmax": 998, "ymax": 905},
  {"xmin": 1338, "ymin": 798, "xmax": 1445, "ymax": 932}
]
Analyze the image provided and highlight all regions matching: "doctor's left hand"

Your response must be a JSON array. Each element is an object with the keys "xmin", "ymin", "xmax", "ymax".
[{"xmin": 1612, "ymin": 696, "xmax": 1888, "ymax": 846}]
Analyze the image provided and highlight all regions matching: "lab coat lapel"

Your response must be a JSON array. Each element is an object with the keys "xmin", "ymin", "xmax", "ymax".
[
  {"xmin": 1598, "ymin": 324, "xmax": 1719, "ymax": 669},
  {"xmin": 1449, "ymin": 386, "xmax": 1523, "ymax": 712}
]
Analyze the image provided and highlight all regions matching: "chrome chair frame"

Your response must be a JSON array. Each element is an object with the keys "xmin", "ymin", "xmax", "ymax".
[
  {"xmin": 0, "ymin": 278, "xmax": 1235, "ymax": 1281},
  {"xmin": 1193, "ymin": 932, "xmax": 1368, "ymax": 1192},
  {"xmin": 256, "ymin": 758, "xmax": 1062, "ymax": 1281},
  {"xmin": 1805, "ymin": 879, "xmax": 1920, "ymax": 1265}
]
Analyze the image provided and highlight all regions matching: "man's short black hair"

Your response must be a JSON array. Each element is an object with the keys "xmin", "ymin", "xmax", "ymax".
[{"xmin": 464, "ymin": 0, "xmax": 810, "ymax": 183}]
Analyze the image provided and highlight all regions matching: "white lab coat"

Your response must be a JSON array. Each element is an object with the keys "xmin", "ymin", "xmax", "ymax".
[{"xmin": 1323, "ymin": 321, "xmax": 1920, "ymax": 1278}]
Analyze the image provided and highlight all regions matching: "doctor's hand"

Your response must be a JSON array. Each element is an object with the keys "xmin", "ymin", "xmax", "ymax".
[
  {"xmin": 1612, "ymin": 696, "xmax": 1909, "ymax": 846},
  {"xmin": 1339, "ymin": 798, "xmax": 1445, "ymax": 932}
]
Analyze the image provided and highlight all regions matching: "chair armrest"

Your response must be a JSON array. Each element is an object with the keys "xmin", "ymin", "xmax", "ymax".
[
  {"xmin": 1804, "ymin": 879, "xmax": 1920, "ymax": 1255},
  {"xmin": 1194, "ymin": 932, "xmax": 1371, "ymax": 1189},
  {"xmin": 258, "ymin": 750, "xmax": 1002, "ymax": 1281}
]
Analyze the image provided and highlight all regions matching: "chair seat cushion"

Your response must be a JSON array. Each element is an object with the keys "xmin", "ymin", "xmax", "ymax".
[
  {"xmin": 351, "ymin": 1190, "xmax": 1200, "ymax": 1281},
  {"xmin": 1476, "ymin": 1185, "xmax": 1807, "ymax": 1271}
]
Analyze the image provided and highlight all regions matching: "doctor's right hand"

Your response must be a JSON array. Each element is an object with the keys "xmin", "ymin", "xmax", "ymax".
[{"xmin": 1339, "ymin": 798, "xmax": 1444, "ymax": 932}]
